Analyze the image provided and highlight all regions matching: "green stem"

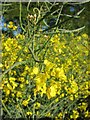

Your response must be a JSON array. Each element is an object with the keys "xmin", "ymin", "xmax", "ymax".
[
  {"xmin": 0, "ymin": 60, "xmax": 30, "ymax": 80},
  {"xmin": 0, "ymin": 4, "xmax": 12, "ymax": 6},
  {"xmin": 27, "ymin": 0, "xmax": 32, "ymax": 11},
  {"xmin": 33, "ymin": 7, "xmax": 40, "ymax": 24},
  {"xmin": 55, "ymin": 4, "xmax": 64, "ymax": 25},
  {"xmin": 2, "ymin": 100, "xmax": 11, "ymax": 117},
  {"xmin": 42, "ymin": 26, "xmax": 85, "ymax": 34},
  {"xmin": 32, "ymin": 95, "xmax": 36, "ymax": 120},
  {"xmin": 19, "ymin": 1, "xmax": 26, "ymax": 32},
  {"xmin": 28, "ymin": 46, "xmax": 43, "ymax": 63},
  {"xmin": 39, "ymin": 96, "xmax": 69, "ymax": 118},
  {"xmin": 35, "ymin": 33, "xmax": 53, "ymax": 53},
  {"xmin": 62, "ymin": 98, "xmax": 80, "ymax": 119}
]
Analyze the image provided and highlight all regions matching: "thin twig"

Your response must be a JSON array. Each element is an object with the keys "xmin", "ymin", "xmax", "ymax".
[
  {"xmin": 0, "ymin": 61, "xmax": 29, "ymax": 80},
  {"xmin": 55, "ymin": 4, "xmax": 64, "ymax": 25},
  {"xmin": 19, "ymin": 1, "xmax": 26, "ymax": 32},
  {"xmin": 27, "ymin": 0, "xmax": 32, "ymax": 11},
  {"xmin": 28, "ymin": 46, "xmax": 43, "ymax": 63},
  {"xmin": 2, "ymin": 100, "xmax": 12, "ymax": 117},
  {"xmin": 42, "ymin": 26, "xmax": 85, "ymax": 34},
  {"xmin": 58, "ymin": 26, "xmax": 85, "ymax": 33}
]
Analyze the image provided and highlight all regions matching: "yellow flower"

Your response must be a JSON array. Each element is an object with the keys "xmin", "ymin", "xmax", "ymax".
[
  {"xmin": 44, "ymin": 60, "xmax": 54, "ymax": 72},
  {"xmin": 51, "ymin": 68, "xmax": 56, "ymax": 77},
  {"xmin": 22, "ymin": 96, "xmax": 30, "ymax": 106},
  {"xmin": 16, "ymin": 91, "xmax": 22, "ymax": 98},
  {"xmin": 0, "ymin": 63, "xmax": 3, "ymax": 68},
  {"xmin": 7, "ymin": 83, "xmax": 12, "ymax": 90},
  {"xmin": 9, "ymin": 77, "xmax": 16, "ymax": 82},
  {"xmin": 40, "ymin": 83, "xmax": 46, "ymax": 97},
  {"xmin": 60, "ymin": 93, "xmax": 64, "ymax": 98},
  {"xmin": 18, "ymin": 45, "xmax": 22, "ymax": 49},
  {"xmin": 9, "ymin": 21, "xmax": 13, "ymax": 25},
  {"xmin": 22, "ymin": 100, "xmax": 29, "ymax": 106},
  {"xmin": 67, "ymin": 59, "xmax": 72, "ymax": 66},
  {"xmin": 4, "ymin": 87, "xmax": 10, "ymax": 96},
  {"xmin": 24, "ymin": 47, "xmax": 28, "ymax": 52},
  {"xmin": 46, "ymin": 112, "xmax": 51, "ymax": 117},
  {"xmin": 8, "ymin": 24, "xmax": 13, "ymax": 29},
  {"xmin": 6, "ymin": 89, "xmax": 10, "ymax": 96},
  {"xmin": 4, "ymin": 23, "xmax": 7, "ymax": 27},
  {"xmin": 50, "ymin": 34, "xmax": 60, "ymax": 43},
  {"xmin": 20, "ymin": 84, "xmax": 24, "ymax": 88},
  {"xmin": 50, "ymin": 84, "xmax": 57, "ymax": 98},
  {"xmin": 70, "ymin": 111, "xmax": 79, "ymax": 119},
  {"xmin": 46, "ymin": 87, "xmax": 51, "ymax": 99},
  {"xmin": 11, "ymin": 93, "xmax": 15, "ymax": 97},
  {"xmin": 55, "ymin": 67, "xmax": 67, "ymax": 81},
  {"xmin": 13, "ymin": 26, "xmax": 17, "ymax": 30},
  {"xmin": 18, "ymin": 58, "xmax": 23, "ymax": 62},
  {"xmin": 25, "ymin": 66, "xmax": 30, "ymax": 71},
  {"xmin": 18, "ymin": 77, "xmax": 25, "ymax": 82},
  {"xmin": 58, "ymin": 112, "xmax": 63, "ymax": 118},
  {"xmin": 32, "ymin": 67, "xmax": 39, "ymax": 75},
  {"xmin": 11, "ymin": 81, "xmax": 18, "ymax": 89},
  {"xmin": 79, "ymin": 102, "xmax": 88, "ymax": 111},
  {"xmin": 26, "ymin": 80, "xmax": 29, "ymax": 84},
  {"xmin": 44, "ymin": 59, "xmax": 50, "ymax": 66},
  {"xmin": 26, "ymin": 111, "xmax": 32, "ymax": 116},
  {"xmin": 16, "ymin": 34, "xmax": 25, "ymax": 39},
  {"xmin": 71, "ymin": 81, "xmax": 78, "ymax": 94},
  {"xmin": 34, "ymin": 102, "xmax": 41, "ymax": 109},
  {"xmin": 82, "ymin": 33, "xmax": 88, "ymax": 39},
  {"xmin": 69, "ymin": 95, "xmax": 74, "ymax": 101},
  {"xmin": 85, "ymin": 111, "xmax": 90, "ymax": 117},
  {"xmin": 73, "ymin": 110, "xmax": 79, "ymax": 119},
  {"xmin": 77, "ymin": 36, "xmax": 81, "ymax": 41}
]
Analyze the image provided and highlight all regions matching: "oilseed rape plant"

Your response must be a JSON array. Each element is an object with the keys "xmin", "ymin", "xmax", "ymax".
[{"xmin": 1, "ymin": 22, "xmax": 90, "ymax": 119}]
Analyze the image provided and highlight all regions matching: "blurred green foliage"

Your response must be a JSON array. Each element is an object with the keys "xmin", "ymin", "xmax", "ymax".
[{"xmin": 2, "ymin": 2, "xmax": 90, "ymax": 35}]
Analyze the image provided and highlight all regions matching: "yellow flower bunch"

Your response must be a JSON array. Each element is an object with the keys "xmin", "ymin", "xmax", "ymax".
[{"xmin": 2, "ymin": 31, "xmax": 90, "ymax": 119}]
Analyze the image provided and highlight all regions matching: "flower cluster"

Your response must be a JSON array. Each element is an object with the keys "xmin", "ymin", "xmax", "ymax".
[
  {"xmin": 0, "ymin": 16, "xmax": 22, "ymax": 36},
  {"xmin": 1, "ymin": 22, "xmax": 90, "ymax": 119}
]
